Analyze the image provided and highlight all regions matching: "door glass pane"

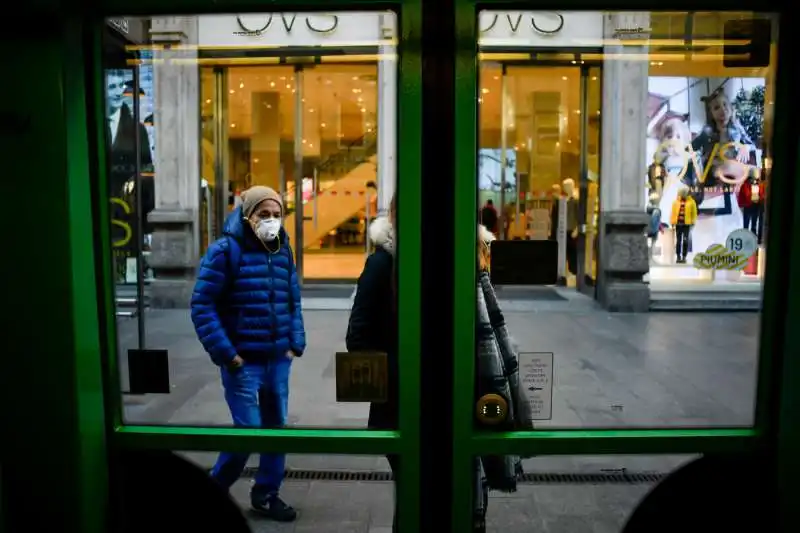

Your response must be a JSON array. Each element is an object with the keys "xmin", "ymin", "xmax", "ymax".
[
  {"xmin": 104, "ymin": 11, "xmax": 399, "ymax": 429},
  {"xmin": 477, "ymin": 10, "xmax": 777, "ymax": 428}
]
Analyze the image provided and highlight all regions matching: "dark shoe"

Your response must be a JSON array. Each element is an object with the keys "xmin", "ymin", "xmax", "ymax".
[{"xmin": 251, "ymin": 495, "xmax": 297, "ymax": 522}]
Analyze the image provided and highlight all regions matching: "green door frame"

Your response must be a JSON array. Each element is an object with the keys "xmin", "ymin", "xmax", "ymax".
[
  {"xmin": 90, "ymin": 2, "xmax": 424, "ymax": 533},
  {"xmin": 5, "ymin": 1, "xmax": 799, "ymax": 533},
  {"xmin": 454, "ymin": 2, "xmax": 800, "ymax": 532}
]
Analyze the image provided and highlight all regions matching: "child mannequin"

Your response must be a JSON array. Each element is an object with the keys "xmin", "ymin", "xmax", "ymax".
[
  {"xmin": 646, "ymin": 192, "xmax": 662, "ymax": 258},
  {"xmin": 655, "ymin": 117, "xmax": 702, "ymax": 229},
  {"xmin": 670, "ymin": 187, "xmax": 698, "ymax": 263}
]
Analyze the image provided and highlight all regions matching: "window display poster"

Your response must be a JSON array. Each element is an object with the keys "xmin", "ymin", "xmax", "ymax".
[
  {"xmin": 645, "ymin": 77, "xmax": 766, "ymax": 265},
  {"xmin": 105, "ymin": 64, "xmax": 155, "ymax": 282},
  {"xmin": 478, "ymin": 148, "xmax": 517, "ymax": 206}
]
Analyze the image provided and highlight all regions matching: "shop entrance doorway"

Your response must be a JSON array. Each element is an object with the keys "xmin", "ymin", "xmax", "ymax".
[
  {"xmin": 478, "ymin": 62, "xmax": 601, "ymax": 296},
  {"xmin": 200, "ymin": 63, "xmax": 380, "ymax": 282}
]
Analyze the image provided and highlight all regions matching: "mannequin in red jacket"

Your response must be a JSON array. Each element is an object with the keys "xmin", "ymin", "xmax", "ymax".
[{"xmin": 737, "ymin": 170, "xmax": 766, "ymax": 245}]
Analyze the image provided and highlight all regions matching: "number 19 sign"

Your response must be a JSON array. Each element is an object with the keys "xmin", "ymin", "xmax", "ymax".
[
  {"xmin": 693, "ymin": 229, "xmax": 758, "ymax": 271},
  {"xmin": 726, "ymin": 229, "xmax": 758, "ymax": 260}
]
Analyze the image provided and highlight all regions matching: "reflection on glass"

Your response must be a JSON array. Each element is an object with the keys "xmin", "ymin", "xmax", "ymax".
[
  {"xmin": 477, "ymin": 10, "xmax": 777, "ymax": 429},
  {"xmin": 108, "ymin": 11, "xmax": 398, "ymax": 430}
]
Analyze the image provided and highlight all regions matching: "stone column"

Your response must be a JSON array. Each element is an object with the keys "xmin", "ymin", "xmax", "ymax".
[
  {"xmin": 376, "ymin": 13, "xmax": 398, "ymax": 215},
  {"xmin": 148, "ymin": 17, "xmax": 201, "ymax": 308},
  {"xmin": 597, "ymin": 13, "xmax": 651, "ymax": 312}
]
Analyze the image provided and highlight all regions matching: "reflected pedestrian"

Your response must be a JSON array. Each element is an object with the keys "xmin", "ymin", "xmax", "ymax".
[{"xmin": 191, "ymin": 185, "xmax": 305, "ymax": 522}]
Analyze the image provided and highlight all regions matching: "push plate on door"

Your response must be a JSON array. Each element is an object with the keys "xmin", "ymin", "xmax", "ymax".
[{"xmin": 335, "ymin": 351, "xmax": 388, "ymax": 403}]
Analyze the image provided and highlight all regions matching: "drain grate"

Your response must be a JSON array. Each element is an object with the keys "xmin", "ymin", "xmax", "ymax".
[
  {"xmin": 239, "ymin": 468, "xmax": 664, "ymax": 485},
  {"xmin": 519, "ymin": 472, "xmax": 665, "ymax": 484}
]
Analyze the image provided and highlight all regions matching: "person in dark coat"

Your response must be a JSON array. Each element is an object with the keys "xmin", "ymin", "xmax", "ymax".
[
  {"xmin": 190, "ymin": 186, "xmax": 305, "ymax": 522},
  {"xmin": 346, "ymin": 196, "xmax": 399, "ymax": 529},
  {"xmin": 480, "ymin": 199, "xmax": 499, "ymax": 235}
]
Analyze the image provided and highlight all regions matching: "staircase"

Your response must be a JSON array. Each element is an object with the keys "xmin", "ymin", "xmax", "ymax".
[{"xmin": 284, "ymin": 132, "xmax": 378, "ymax": 249}]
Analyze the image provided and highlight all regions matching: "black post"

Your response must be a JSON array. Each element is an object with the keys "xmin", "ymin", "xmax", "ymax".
[
  {"xmin": 420, "ymin": 0, "xmax": 455, "ymax": 530},
  {"xmin": 132, "ymin": 60, "xmax": 146, "ymax": 348}
]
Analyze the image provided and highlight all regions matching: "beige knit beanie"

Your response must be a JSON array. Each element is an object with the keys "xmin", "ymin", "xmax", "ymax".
[{"xmin": 241, "ymin": 186, "xmax": 283, "ymax": 218}]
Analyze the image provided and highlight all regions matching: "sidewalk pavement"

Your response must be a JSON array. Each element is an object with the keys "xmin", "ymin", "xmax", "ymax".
[
  {"xmin": 120, "ymin": 306, "xmax": 758, "ymax": 432},
  {"xmin": 224, "ymin": 477, "xmax": 656, "ymax": 533},
  {"xmin": 119, "ymin": 302, "xmax": 758, "ymax": 530}
]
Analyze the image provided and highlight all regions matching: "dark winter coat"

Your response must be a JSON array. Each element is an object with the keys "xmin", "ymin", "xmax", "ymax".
[{"xmin": 190, "ymin": 207, "xmax": 306, "ymax": 366}]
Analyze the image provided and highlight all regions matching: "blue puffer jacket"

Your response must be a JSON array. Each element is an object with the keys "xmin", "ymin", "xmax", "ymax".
[{"xmin": 190, "ymin": 207, "xmax": 306, "ymax": 365}]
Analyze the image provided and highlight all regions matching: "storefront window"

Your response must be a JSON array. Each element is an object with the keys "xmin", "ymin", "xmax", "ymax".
[
  {"xmin": 644, "ymin": 13, "xmax": 774, "ymax": 290},
  {"xmin": 479, "ymin": 10, "xmax": 776, "ymax": 308},
  {"xmin": 104, "ymin": 40, "xmax": 156, "ymax": 285}
]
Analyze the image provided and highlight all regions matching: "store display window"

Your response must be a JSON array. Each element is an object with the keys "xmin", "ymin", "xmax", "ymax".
[{"xmin": 644, "ymin": 14, "xmax": 774, "ymax": 287}]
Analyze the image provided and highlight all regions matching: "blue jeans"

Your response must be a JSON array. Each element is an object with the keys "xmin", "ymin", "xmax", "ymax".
[{"xmin": 211, "ymin": 357, "xmax": 293, "ymax": 498}]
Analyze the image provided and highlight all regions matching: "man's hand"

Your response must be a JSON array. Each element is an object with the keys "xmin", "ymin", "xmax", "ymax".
[
  {"xmin": 286, "ymin": 350, "xmax": 296, "ymax": 360},
  {"xmin": 228, "ymin": 355, "xmax": 245, "ymax": 369}
]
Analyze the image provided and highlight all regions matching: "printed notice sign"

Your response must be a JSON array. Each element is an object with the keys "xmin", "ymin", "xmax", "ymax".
[{"xmin": 518, "ymin": 352, "xmax": 554, "ymax": 420}]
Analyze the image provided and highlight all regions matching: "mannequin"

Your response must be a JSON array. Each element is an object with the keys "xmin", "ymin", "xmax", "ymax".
[
  {"xmin": 655, "ymin": 117, "xmax": 703, "ymax": 228},
  {"xmin": 646, "ymin": 192, "xmax": 662, "ymax": 258},
  {"xmin": 736, "ymin": 167, "xmax": 766, "ymax": 244},
  {"xmin": 670, "ymin": 187, "xmax": 698, "ymax": 264}
]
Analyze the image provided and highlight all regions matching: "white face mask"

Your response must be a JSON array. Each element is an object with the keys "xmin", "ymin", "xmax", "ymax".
[{"xmin": 255, "ymin": 218, "xmax": 281, "ymax": 242}]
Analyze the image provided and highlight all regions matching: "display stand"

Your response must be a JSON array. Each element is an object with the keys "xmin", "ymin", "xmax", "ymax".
[
  {"xmin": 652, "ymin": 228, "xmax": 675, "ymax": 265},
  {"xmin": 527, "ymin": 198, "xmax": 551, "ymax": 240}
]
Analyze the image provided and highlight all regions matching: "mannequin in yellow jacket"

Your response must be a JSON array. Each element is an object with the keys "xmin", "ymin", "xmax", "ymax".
[{"xmin": 670, "ymin": 187, "xmax": 698, "ymax": 264}]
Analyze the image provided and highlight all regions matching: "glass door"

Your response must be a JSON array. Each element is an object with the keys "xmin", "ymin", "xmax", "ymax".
[
  {"xmin": 89, "ymin": 5, "xmax": 422, "ymax": 533},
  {"xmin": 577, "ymin": 66, "xmax": 601, "ymax": 295},
  {"xmin": 461, "ymin": 5, "xmax": 793, "ymax": 533}
]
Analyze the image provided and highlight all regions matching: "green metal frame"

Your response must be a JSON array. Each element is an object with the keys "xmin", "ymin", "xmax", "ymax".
[{"xmin": 11, "ymin": 1, "xmax": 798, "ymax": 533}]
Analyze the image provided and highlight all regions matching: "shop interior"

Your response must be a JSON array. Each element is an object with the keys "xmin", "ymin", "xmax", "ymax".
[
  {"xmin": 478, "ymin": 62, "xmax": 601, "ymax": 293},
  {"xmin": 200, "ymin": 63, "xmax": 380, "ymax": 280}
]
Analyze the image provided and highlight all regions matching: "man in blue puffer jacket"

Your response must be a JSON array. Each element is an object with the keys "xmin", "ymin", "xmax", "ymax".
[{"xmin": 191, "ymin": 185, "xmax": 305, "ymax": 522}]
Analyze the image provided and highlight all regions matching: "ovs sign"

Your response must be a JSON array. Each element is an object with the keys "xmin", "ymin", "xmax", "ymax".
[
  {"xmin": 198, "ymin": 12, "xmax": 393, "ymax": 47},
  {"xmin": 234, "ymin": 14, "xmax": 339, "ymax": 36},
  {"xmin": 478, "ymin": 11, "xmax": 603, "ymax": 48},
  {"xmin": 479, "ymin": 12, "xmax": 565, "ymax": 35}
]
